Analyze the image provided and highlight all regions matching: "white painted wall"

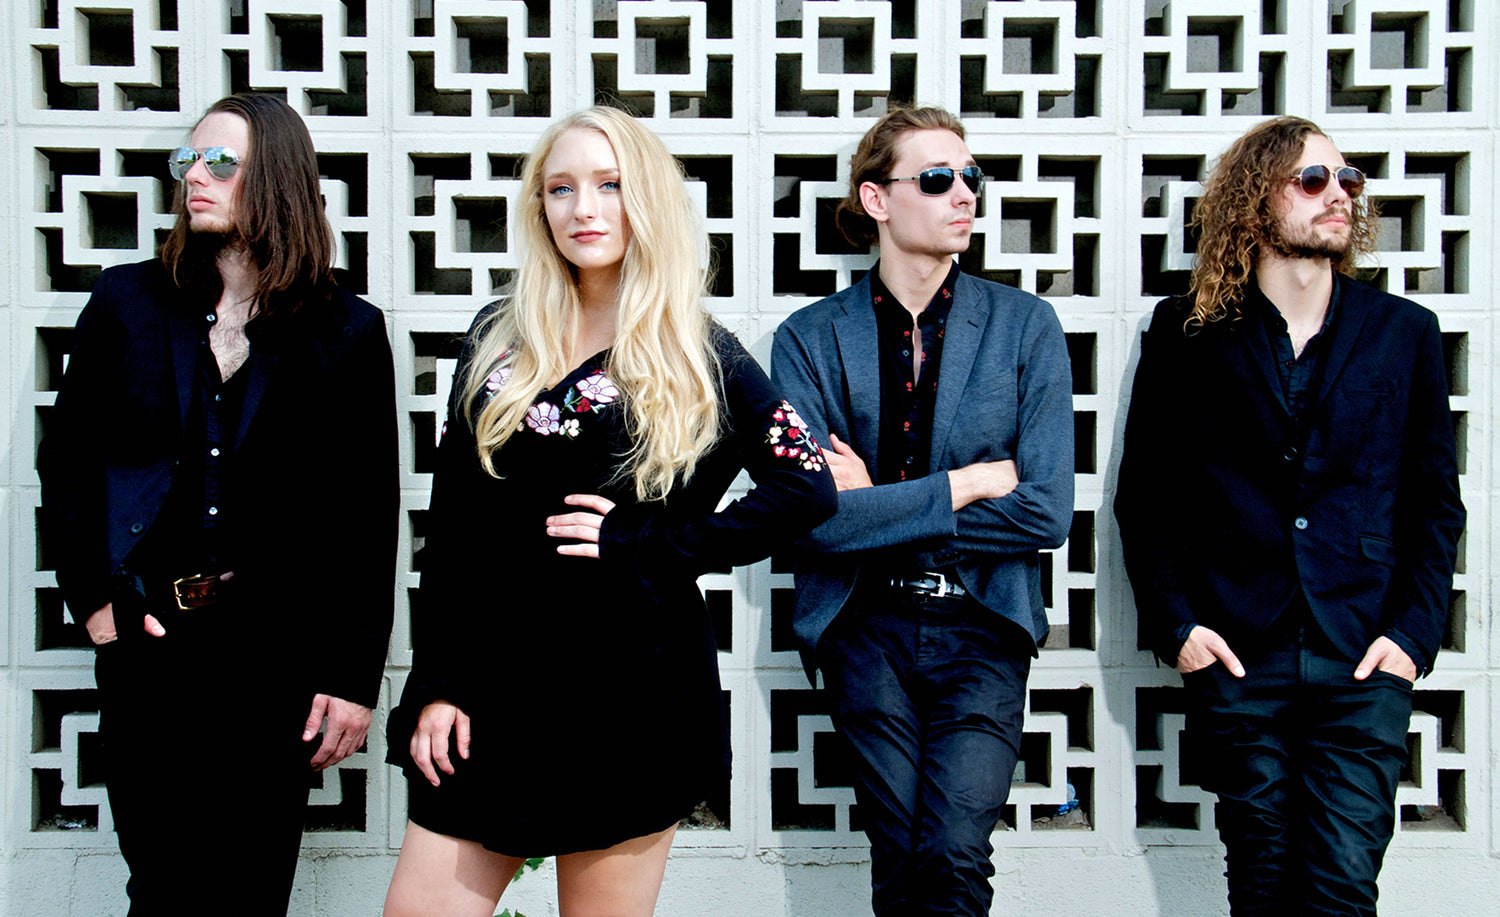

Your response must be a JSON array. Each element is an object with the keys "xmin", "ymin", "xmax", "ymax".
[{"xmin": 4, "ymin": 2, "xmax": 1496, "ymax": 914}]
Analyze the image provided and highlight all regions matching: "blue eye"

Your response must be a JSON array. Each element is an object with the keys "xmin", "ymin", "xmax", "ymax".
[
  {"xmin": 601, "ymin": 180, "xmax": 621, "ymax": 192},
  {"xmin": 548, "ymin": 183, "xmax": 573, "ymax": 196}
]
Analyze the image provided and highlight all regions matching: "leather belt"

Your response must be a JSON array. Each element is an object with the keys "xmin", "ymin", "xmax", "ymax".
[
  {"xmin": 890, "ymin": 571, "xmax": 967, "ymax": 600},
  {"xmin": 171, "ymin": 571, "xmax": 236, "ymax": 610}
]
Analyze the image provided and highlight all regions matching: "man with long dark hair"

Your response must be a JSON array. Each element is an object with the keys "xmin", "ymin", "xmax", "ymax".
[
  {"xmin": 771, "ymin": 107, "xmax": 1073, "ymax": 916},
  {"xmin": 38, "ymin": 94, "xmax": 397, "ymax": 914},
  {"xmin": 1116, "ymin": 117, "xmax": 1465, "ymax": 914}
]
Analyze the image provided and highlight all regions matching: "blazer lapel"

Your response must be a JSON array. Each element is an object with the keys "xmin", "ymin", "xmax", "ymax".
[
  {"xmin": 929, "ymin": 274, "xmax": 984, "ymax": 465},
  {"xmin": 832, "ymin": 275, "xmax": 882, "ymax": 476},
  {"xmin": 235, "ymin": 330, "xmax": 283, "ymax": 450},
  {"xmin": 1238, "ymin": 310, "xmax": 1291, "ymax": 417},
  {"xmin": 166, "ymin": 309, "xmax": 198, "ymax": 431},
  {"xmin": 1311, "ymin": 280, "xmax": 1373, "ymax": 409}
]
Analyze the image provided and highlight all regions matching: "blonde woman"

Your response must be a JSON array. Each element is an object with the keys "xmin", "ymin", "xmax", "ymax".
[{"xmin": 383, "ymin": 108, "xmax": 835, "ymax": 916}]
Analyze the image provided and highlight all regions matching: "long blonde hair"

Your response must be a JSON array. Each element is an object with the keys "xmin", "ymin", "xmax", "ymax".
[{"xmin": 462, "ymin": 106, "xmax": 720, "ymax": 501}]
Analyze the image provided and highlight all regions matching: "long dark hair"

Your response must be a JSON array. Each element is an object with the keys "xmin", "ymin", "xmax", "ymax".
[{"xmin": 159, "ymin": 93, "xmax": 335, "ymax": 317}]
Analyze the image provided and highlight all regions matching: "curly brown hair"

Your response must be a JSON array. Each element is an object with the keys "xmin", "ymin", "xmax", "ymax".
[
  {"xmin": 1186, "ymin": 116, "xmax": 1378, "ymax": 328},
  {"xmin": 835, "ymin": 106, "xmax": 967, "ymax": 246}
]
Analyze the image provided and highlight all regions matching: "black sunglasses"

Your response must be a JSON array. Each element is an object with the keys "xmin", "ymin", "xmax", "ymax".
[
  {"xmin": 168, "ymin": 146, "xmax": 242, "ymax": 181},
  {"xmin": 878, "ymin": 165, "xmax": 984, "ymax": 196},
  {"xmin": 1290, "ymin": 164, "xmax": 1365, "ymax": 199}
]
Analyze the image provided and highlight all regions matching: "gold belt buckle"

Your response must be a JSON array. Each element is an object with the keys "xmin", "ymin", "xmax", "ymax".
[{"xmin": 172, "ymin": 573, "xmax": 207, "ymax": 611}]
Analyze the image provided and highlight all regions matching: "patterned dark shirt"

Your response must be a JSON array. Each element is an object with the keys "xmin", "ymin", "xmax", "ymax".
[{"xmin": 870, "ymin": 260, "xmax": 960, "ymax": 484}]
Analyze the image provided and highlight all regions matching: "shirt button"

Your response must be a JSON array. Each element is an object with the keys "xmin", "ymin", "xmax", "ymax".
[
  {"xmin": 1283, "ymin": 446, "xmax": 1299, "ymax": 461},
  {"xmin": 1294, "ymin": 516, "xmax": 1309, "ymax": 530},
  {"xmin": 206, "ymin": 313, "xmax": 217, "ymax": 323},
  {"xmin": 210, "ymin": 447, "xmax": 220, "ymax": 457},
  {"xmin": 901, "ymin": 349, "xmax": 910, "ymax": 357},
  {"xmin": 129, "ymin": 522, "xmax": 144, "ymax": 535},
  {"xmin": 213, "ymin": 393, "xmax": 222, "ymax": 402},
  {"xmin": 208, "ymin": 506, "xmax": 219, "ymax": 516},
  {"xmin": 905, "ymin": 456, "xmax": 914, "ymax": 464}
]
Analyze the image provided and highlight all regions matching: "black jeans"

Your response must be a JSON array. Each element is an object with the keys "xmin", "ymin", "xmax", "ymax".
[
  {"xmin": 818, "ymin": 593, "xmax": 1032, "ymax": 917},
  {"xmin": 1186, "ymin": 644, "xmax": 1414, "ymax": 916},
  {"xmin": 95, "ymin": 587, "xmax": 313, "ymax": 916}
]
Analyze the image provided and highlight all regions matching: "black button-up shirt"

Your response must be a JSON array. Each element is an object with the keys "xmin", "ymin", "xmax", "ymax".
[
  {"xmin": 1250, "ymin": 274, "xmax": 1342, "ymax": 653},
  {"xmin": 127, "ymin": 310, "xmax": 250, "ymax": 579},
  {"xmin": 1254, "ymin": 274, "xmax": 1341, "ymax": 425},
  {"xmin": 871, "ymin": 260, "xmax": 959, "ymax": 485}
]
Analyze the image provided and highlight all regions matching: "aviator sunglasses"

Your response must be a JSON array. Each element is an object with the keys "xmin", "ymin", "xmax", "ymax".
[
  {"xmin": 1289, "ymin": 163, "xmax": 1365, "ymax": 199},
  {"xmin": 878, "ymin": 165, "xmax": 984, "ymax": 196},
  {"xmin": 168, "ymin": 146, "xmax": 242, "ymax": 181}
]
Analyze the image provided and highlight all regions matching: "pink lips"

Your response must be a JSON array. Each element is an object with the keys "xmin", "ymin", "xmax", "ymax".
[{"xmin": 571, "ymin": 231, "xmax": 606, "ymax": 242}]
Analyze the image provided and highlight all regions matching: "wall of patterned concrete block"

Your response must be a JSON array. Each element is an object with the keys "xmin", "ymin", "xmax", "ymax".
[{"xmin": 2, "ymin": 1, "xmax": 1496, "ymax": 914}]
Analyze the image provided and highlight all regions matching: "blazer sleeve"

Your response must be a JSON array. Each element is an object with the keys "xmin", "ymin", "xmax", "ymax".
[
  {"xmin": 597, "ymin": 329, "xmax": 838, "ymax": 583},
  {"xmin": 938, "ymin": 297, "xmax": 1074, "ymax": 559},
  {"xmin": 37, "ymin": 271, "xmax": 125, "ymax": 625},
  {"xmin": 1381, "ymin": 310, "xmax": 1465, "ymax": 674},
  {"xmin": 1115, "ymin": 303, "xmax": 1200, "ymax": 664},
  {"xmin": 310, "ymin": 304, "xmax": 399, "ymax": 708}
]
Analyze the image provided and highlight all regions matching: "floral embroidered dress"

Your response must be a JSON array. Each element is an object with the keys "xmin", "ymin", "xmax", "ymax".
[{"xmin": 388, "ymin": 313, "xmax": 835, "ymax": 857}]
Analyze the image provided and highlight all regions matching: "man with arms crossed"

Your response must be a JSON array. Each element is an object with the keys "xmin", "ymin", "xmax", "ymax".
[
  {"xmin": 1116, "ymin": 116, "xmax": 1464, "ymax": 915},
  {"xmin": 38, "ymin": 93, "xmax": 397, "ymax": 914},
  {"xmin": 771, "ymin": 107, "xmax": 1074, "ymax": 916}
]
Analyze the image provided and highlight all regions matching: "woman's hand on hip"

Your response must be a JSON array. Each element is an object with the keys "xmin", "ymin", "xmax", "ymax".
[{"xmin": 547, "ymin": 494, "xmax": 617, "ymax": 559}]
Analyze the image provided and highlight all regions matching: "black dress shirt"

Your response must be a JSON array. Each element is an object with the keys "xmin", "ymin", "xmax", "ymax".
[
  {"xmin": 870, "ymin": 260, "xmax": 959, "ymax": 485},
  {"xmin": 128, "ymin": 311, "xmax": 250, "ymax": 580}
]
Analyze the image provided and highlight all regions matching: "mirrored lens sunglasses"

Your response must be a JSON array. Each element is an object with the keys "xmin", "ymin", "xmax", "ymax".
[
  {"xmin": 168, "ymin": 146, "xmax": 242, "ymax": 181},
  {"xmin": 1290, "ymin": 164, "xmax": 1364, "ymax": 199},
  {"xmin": 879, "ymin": 165, "xmax": 984, "ymax": 195}
]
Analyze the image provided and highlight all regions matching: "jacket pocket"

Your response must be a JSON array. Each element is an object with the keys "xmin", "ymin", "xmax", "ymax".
[{"xmin": 1359, "ymin": 533, "xmax": 1397, "ymax": 565}]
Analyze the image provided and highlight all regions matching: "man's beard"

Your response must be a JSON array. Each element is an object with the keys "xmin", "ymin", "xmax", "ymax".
[
  {"xmin": 188, "ymin": 226, "xmax": 243, "ymax": 257},
  {"xmin": 1266, "ymin": 208, "xmax": 1352, "ymax": 261}
]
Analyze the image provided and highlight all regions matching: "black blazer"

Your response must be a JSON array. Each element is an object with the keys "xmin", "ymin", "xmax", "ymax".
[
  {"xmin": 37, "ymin": 259, "xmax": 398, "ymax": 707},
  {"xmin": 1115, "ymin": 275, "xmax": 1464, "ymax": 673}
]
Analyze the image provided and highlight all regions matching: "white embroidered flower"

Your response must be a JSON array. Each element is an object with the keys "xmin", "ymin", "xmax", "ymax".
[
  {"xmin": 575, "ymin": 371, "xmax": 620, "ymax": 406},
  {"xmin": 560, "ymin": 418, "xmax": 581, "ymax": 438},
  {"xmin": 525, "ymin": 401, "xmax": 562, "ymax": 435},
  {"xmin": 485, "ymin": 365, "xmax": 513, "ymax": 394}
]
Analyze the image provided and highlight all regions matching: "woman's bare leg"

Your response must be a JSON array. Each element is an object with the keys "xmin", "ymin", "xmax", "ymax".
[
  {"xmin": 556, "ymin": 824, "xmax": 677, "ymax": 917},
  {"xmin": 383, "ymin": 820, "xmax": 528, "ymax": 917}
]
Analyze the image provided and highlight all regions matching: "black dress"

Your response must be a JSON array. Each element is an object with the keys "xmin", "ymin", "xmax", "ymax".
[{"xmin": 388, "ymin": 316, "xmax": 836, "ymax": 856}]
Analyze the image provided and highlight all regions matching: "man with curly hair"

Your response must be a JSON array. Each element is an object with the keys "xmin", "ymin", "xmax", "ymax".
[{"xmin": 1116, "ymin": 116, "xmax": 1465, "ymax": 914}]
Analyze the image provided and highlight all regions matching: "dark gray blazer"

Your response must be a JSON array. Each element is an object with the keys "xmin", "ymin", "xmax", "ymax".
[{"xmin": 770, "ymin": 268, "xmax": 1074, "ymax": 677}]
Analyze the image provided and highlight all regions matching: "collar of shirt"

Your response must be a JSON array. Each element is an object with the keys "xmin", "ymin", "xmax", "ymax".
[
  {"xmin": 868, "ymin": 259, "xmax": 960, "ymax": 329},
  {"xmin": 1251, "ymin": 270, "xmax": 1342, "ymax": 346}
]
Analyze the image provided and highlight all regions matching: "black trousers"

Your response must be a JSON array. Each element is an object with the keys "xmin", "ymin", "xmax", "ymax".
[
  {"xmin": 818, "ymin": 593, "xmax": 1032, "ymax": 917},
  {"xmin": 95, "ymin": 588, "xmax": 314, "ymax": 916},
  {"xmin": 1186, "ymin": 644, "xmax": 1414, "ymax": 916}
]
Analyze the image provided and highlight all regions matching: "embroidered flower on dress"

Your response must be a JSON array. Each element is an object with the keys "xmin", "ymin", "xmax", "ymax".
[
  {"xmin": 484, "ymin": 350, "xmax": 517, "ymax": 397},
  {"xmin": 766, "ymin": 401, "xmax": 826, "ymax": 472},
  {"xmin": 525, "ymin": 401, "xmax": 562, "ymax": 435},
  {"xmin": 506, "ymin": 368, "xmax": 621, "ymax": 441}
]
